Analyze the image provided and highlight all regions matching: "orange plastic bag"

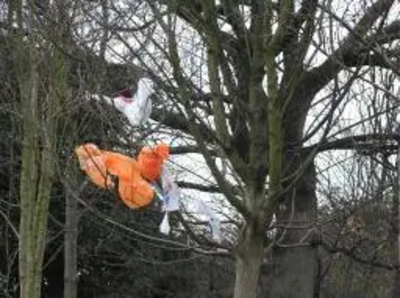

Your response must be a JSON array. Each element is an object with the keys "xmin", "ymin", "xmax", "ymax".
[
  {"xmin": 75, "ymin": 143, "xmax": 154, "ymax": 209},
  {"xmin": 137, "ymin": 143, "xmax": 170, "ymax": 182},
  {"xmin": 75, "ymin": 144, "xmax": 113, "ymax": 189},
  {"xmin": 102, "ymin": 151, "xmax": 154, "ymax": 209},
  {"xmin": 117, "ymin": 178, "xmax": 154, "ymax": 209},
  {"xmin": 102, "ymin": 151, "xmax": 141, "ymax": 181}
]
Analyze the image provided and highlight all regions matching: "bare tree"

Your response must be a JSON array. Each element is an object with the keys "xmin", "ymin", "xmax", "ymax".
[
  {"xmin": 70, "ymin": 0, "xmax": 400, "ymax": 297},
  {"xmin": 7, "ymin": 1, "xmax": 69, "ymax": 297},
  {"xmin": 2, "ymin": 0, "xmax": 399, "ymax": 297}
]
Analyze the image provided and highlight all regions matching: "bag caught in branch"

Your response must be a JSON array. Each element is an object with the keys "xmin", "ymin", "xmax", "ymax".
[
  {"xmin": 75, "ymin": 143, "xmax": 154, "ymax": 209},
  {"xmin": 138, "ymin": 143, "xmax": 170, "ymax": 182}
]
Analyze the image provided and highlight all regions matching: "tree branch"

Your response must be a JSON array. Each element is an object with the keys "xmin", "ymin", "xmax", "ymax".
[
  {"xmin": 151, "ymin": 106, "xmax": 216, "ymax": 143},
  {"xmin": 154, "ymin": 4, "xmax": 250, "ymax": 219},
  {"xmin": 305, "ymin": 133, "xmax": 400, "ymax": 154},
  {"xmin": 177, "ymin": 180, "xmax": 242, "ymax": 196},
  {"xmin": 320, "ymin": 240, "xmax": 397, "ymax": 271},
  {"xmin": 303, "ymin": 0, "xmax": 396, "ymax": 97}
]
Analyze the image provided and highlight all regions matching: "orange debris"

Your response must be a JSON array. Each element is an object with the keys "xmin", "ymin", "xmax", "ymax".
[
  {"xmin": 75, "ymin": 143, "xmax": 154, "ymax": 209},
  {"xmin": 137, "ymin": 143, "xmax": 170, "ymax": 182},
  {"xmin": 75, "ymin": 144, "xmax": 113, "ymax": 189}
]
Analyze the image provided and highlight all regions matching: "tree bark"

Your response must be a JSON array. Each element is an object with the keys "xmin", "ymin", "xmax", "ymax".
[
  {"xmin": 391, "ymin": 269, "xmax": 400, "ymax": 298},
  {"xmin": 234, "ymin": 218, "xmax": 264, "ymax": 298},
  {"xmin": 267, "ymin": 244, "xmax": 317, "ymax": 298},
  {"xmin": 11, "ymin": 3, "xmax": 65, "ymax": 295},
  {"xmin": 18, "ymin": 68, "xmax": 40, "ymax": 298},
  {"xmin": 391, "ymin": 144, "xmax": 400, "ymax": 297},
  {"xmin": 267, "ymin": 159, "xmax": 318, "ymax": 297}
]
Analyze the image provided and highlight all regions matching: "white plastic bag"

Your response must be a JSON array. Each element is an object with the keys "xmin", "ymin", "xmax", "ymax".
[
  {"xmin": 160, "ymin": 166, "xmax": 181, "ymax": 212},
  {"xmin": 122, "ymin": 78, "xmax": 154, "ymax": 126},
  {"xmin": 120, "ymin": 78, "xmax": 154, "ymax": 126},
  {"xmin": 159, "ymin": 212, "xmax": 171, "ymax": 235},
  {"xmin": 157, "ymin": 166, "xmax": 181, "ymax": 236},
  {"xmin": 196, "ymin": 200, "xmax": 221, "ymax": 242},
  {"xmin": 91, "ymin": 78, "xmax": 155, "ymax": 127}
]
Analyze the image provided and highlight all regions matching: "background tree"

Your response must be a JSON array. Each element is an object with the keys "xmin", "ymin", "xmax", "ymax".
[
  {"xmin": 7, "ymin": 1, "xmax": 70, "ymax": 297},
  {"xmin": 1, "ymin": 0, "xmax": 400, "ymax": 298}
]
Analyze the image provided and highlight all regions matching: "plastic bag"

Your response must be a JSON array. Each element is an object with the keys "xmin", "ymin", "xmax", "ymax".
[
  {"xmin": 196, "ymin": 200, "xmax": 221, "ymax": 242},
  {"xmin": 160, "ymin": 166, "xmax": 180, "ymax": 212},
  {"xmin": 113, "ymin": 78, "xmax": 154, "ymax": 126},
  {"xmin": 90, "ymin": 78, "xmax": 154, "ymax": 127},
  {"xmin": 75, "ymin": 144, "xmax": 113, "ymax": 189},
  {"xmin": 157, "ymin": 166, "xmax": 181, "ymax": 236},
  {"xmin": 138, "ymin": 143, "xmax": 169, "ymax": 182},
  {"xmin": 117, "ymin": 177, "xmax": 154, "ymax": 209},
  {"xmin": 159, "ymin": 212, "xmax": 171, "ymax": 235},
  {"xmin": 75, "ymin": 143, "xmax": 154, "ymax": 209}
]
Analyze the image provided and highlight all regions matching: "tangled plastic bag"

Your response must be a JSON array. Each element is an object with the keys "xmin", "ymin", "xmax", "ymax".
[
  {"xmin": 196, "ymin": 200, "xmax": 221, "ymax": 242},
  {"xmin": 159, "ymin": 212, "xmax": 171, "ymax": 235},
  {"xmin": 160, "ymin": 166, "xmax": 180, "ymax": 212},
  {"xmin": 157, "ymin": 166, "xmax": 181, "ymax": 235},
  {"xmin": 75, "ymin": 144, "xmax": 113, "ymax": 189},
  {"xmin": 138, "ymin": 143, "xmax": 169, "ymax": 182},
  {"xmin": 75, "ymin": 143, "xmax": 154, "ymax": 209},
  {"xmin": 92, "ymin": 78, "xmax": 154, "ymax": 127}
]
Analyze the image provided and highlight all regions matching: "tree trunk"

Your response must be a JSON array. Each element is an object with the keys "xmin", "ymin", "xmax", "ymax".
[
  {"xmin": 234, "ymin": 217, "xmax": 264, "ymax": 298},
  {"xmin": 391, "ymin": 145, "xmax": 400, "ymax": 297},
  {"xmin": 267, "ymin": 160, "xmax": 318, "ymax": 297},
  {"xmin": 18, "ymin": 73, "xmax": 40, "ymax": 298},
  {"xmin": 18, "ymin": 77, "xmax": 57, "ymax": 298},
  {"xmin": 391, "ymin": 269, "xmax": 400, "ymax": 298},
  {"xmin": 268, "ymin": 245, "xmax": 317, "ymax": 298},
  {"xmin": 12, "ymin": 4, "xmax": 65, "ymax": 294},
  {"xmin": 64, "ymin": 185, "xmax": 78, "ymax": 298}
]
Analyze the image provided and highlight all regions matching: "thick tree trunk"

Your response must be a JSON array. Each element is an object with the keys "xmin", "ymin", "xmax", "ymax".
[
  {"xmin": 391, "ymin": 146, "xmax": 400, "ymax": 297},
  {"xmin": 234, "ymin": 221, "xmax": 264, "ymax": 298},
  {"xmin": 391, "ymin": 269, "xmax": 400, "ymax": 298},
  {"xmin": 267, "ymin": 160, "xmax": 318, "ymax": 297},
  {"xmin": 268, "ymin": 245, "xmax": 317, "ymax": 297}
]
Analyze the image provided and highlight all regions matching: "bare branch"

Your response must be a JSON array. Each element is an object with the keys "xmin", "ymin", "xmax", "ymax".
[
  {"xmin": 305, "ymin": 133, "xmax": 400, "ymax": 154},
  {"xmin": 320, "ymin": 240, "xmax": 397, "ymax": 271},
  {"xmin": 304, "ymin": 0, "xmax": 397, "ymax": 96}
]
